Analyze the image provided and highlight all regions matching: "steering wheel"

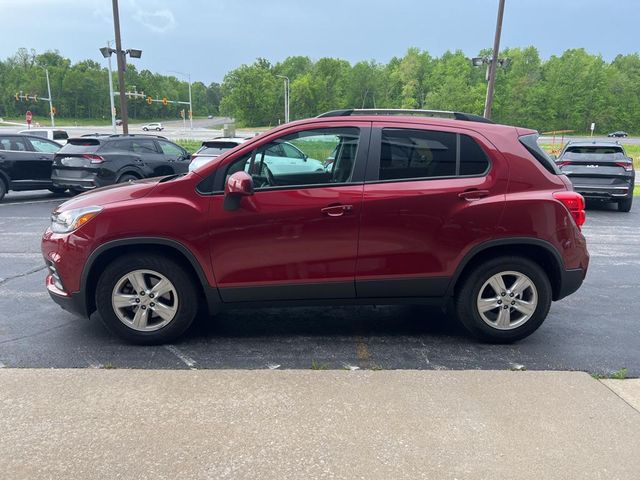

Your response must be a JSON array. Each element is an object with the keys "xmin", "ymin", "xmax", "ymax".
[{"xmin": 252, "ymin": 163, "xmax": 276, "ymax": 188}]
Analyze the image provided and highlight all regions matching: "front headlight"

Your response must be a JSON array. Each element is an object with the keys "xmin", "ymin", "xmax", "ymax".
[{"xmin": 51, "ymin": 206, "xmax": 103, "ymax": 233}]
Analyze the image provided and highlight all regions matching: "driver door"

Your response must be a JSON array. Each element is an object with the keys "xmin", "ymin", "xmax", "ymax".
[{"xmin": 206, "ymin": 124, "xmax": 371, "ymax": 302}]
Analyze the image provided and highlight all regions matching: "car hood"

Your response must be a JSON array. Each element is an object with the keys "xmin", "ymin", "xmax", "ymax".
[{"xmin": 54, "ymin": 178, "xmax": 160, "ymax": 213}]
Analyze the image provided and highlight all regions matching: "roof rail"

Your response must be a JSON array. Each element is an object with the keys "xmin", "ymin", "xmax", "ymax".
[
  {"xmin": 106, "ymin": 133, "xmax": 168, "ymax": 140},
  {"xmin": 316, "ymin": 108, "xmax": 494, "ymax": 124}
]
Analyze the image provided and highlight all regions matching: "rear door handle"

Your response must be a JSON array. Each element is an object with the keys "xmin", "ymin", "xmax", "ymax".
[
  {"xmin": 458, "ymin": 189, "xmax": 490, "ymax": 201},
  {"xmin": 321, "ymin": 204, "xmax": 353, "ymax": 217}
]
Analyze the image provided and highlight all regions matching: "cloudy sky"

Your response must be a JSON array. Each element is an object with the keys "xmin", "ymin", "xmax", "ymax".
[{"xmin": 0, "ymin": 0, "xmax": 638, "ymax": 84}]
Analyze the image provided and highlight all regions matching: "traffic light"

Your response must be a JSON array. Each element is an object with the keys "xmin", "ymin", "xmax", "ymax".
[
  {"xmin": 162, "ymin": 97, "xmax": 168, "ymax": 106},
  {"xmin": 147, "ymin": 96, "xmax": 153, "ymax": 105},
  {"xmin": 179, "ymin": 109, "xmax": 184, "ymax": 119},
  {"xmin": 15, "ymin": 92, "xmax": 19, "ymax": 101},
  {"xmin": 51, "ymin": 106, "xmax": 57, "ymax": 116}
]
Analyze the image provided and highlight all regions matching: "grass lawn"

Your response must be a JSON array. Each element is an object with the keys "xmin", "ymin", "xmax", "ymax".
[{"xmin": 175, "ymin": 139, "xmax": 202, "ymax": 153}]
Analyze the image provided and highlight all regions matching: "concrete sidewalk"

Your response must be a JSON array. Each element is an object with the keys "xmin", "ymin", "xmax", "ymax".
[{"xmin": 1, "ymin": 370, "xmax": 639, "ymax": 480}]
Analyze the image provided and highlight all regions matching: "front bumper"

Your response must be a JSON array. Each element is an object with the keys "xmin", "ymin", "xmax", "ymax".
[{"xmin": 46, "ymin": 279, "xmax": 88, "ymax": 317}]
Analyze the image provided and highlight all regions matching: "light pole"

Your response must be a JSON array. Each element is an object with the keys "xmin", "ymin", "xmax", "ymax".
[
  {"xmin": 101, "ymin": 41, "xmax": 117, "ymax": 133},
  {"xmin": 44, "ymin": 68, "xmax": 55, "ymax": 127},
  {"xmin": 276, "ymin": 75, "xmax": 290, "ymax": 123},
  {"xmin": 108, "ymin": 0, "xmax": 142, "ymax": 134},
  {"xmin": 168, "ymin": 71, "xmax": 193, "ymax": 130},
  {"xmin": 482, "ymin": 0, "xmax": 506, "ymax": 119}
]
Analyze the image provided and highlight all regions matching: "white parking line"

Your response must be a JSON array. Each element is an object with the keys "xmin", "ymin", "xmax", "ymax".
[{"xmin": 164, "ymin": 345, "xmax": 197, "ymax": 369}]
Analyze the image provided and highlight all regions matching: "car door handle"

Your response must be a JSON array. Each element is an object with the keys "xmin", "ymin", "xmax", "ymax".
[
  {"xmin": 321, "ymin": 204, "xmax": 353, "ymax": 217},
  {"xmin": 458, "ymin": 189, "xmax": 490, "ymax": 201}
]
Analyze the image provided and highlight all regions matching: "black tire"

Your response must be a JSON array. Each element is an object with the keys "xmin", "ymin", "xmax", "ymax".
[
  {"xmin": 0, "ymin": 179, "xmax": 7, "ymax": 201},
  {"xmin": 618, "ymin": 197, "xmax": 633, "ymax": 212},
  {"xmin": 48, "ymin": 186, "xmax": 67, "ymax": 195},
  {"xmin": 95, "ymin": 254, "xmax": 198, "ymax": 344},
  {"xmin": 143, "ymin": 127, "xmax": 149, "ymax": 131},
  {"xmin": 156, "ymin": 128, "xmax": 162, "ymax": 131},
  {"xmin": 118, "ymin": 174, "xmax": 138, "ymax": 183},
  {"xmin": 455, "ymin": 256, "xmax": 552, "ymax": 343}
]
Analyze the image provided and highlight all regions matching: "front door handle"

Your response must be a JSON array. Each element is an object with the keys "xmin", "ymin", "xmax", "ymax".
[
  {"xmin": 321, "ymin": 204, "xmax": 353, "ymax": 217},
  {"xmin": 458, "ymin": 189, "xmax": 490, "ymax": 201}
]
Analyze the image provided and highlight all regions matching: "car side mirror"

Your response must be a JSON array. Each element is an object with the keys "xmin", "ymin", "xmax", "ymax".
[{"xmin": 224, "ymin": 171, "xmax": 254, "ymax": 211}]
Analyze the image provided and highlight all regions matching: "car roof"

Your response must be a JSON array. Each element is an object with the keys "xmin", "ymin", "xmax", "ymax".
[{"xmin": 565, "ymin": 141, "xmax": 624, "ymax": 147}]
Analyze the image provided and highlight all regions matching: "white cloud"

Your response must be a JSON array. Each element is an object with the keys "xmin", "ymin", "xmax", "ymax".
[{"xmin": 129, "ymin": 0, "xmax": 176, "ymax": 34}]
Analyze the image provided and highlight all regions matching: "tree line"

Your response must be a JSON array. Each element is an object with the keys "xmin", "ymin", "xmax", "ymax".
[{"xmin": 2, "ymin": 47, "xmax": 639, "ymax": 134}]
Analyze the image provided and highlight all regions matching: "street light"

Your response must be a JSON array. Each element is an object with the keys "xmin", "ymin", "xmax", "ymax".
[
  {"xmin": 100, "ymin": 41, "xmax": 117, "ymax": 133},
  {"xmin": 275, "ymin": 75, "xmax": 290, "ymax": 123},
  {"xmin": 168, "ymin": 70, "xmax": 193, "ymax": 130},
  {"xmin": 109, "ymin": 0, "xmax": 142, "ymax": 134}
]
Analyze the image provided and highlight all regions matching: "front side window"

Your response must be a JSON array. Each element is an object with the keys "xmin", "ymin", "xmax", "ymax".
[
  {"xmin": 29, "ymin": 138, "xmax": 60, "ymax": 153},
  {"xmin": 224, "ymin": 127, "xmax": 360, "ymax": 190},
  {"xmin": 158, "ymin": 140, "xmax": 184, "ymax": 157}
]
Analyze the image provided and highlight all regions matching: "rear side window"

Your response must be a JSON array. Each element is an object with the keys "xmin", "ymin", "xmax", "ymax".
[
  {"xmin": 519, "ymin": 134, "xmax": 559, "ymax": 175},
  {"xmin": 378, "ymin": 129, "xmax": 489, "ymax": 181},
  {"xmin": 0, "ymin": 137, "xmax": 29, "ymax": 151},
  {"xmin": 53, "ymin": 131, "xmax": 68, "ymax": 140},
  {"xmin": 99, "ymin": 140, "xmax": 132, "ymax": 152},
  {"xmin": 131, "ymin": 139, "xmax": 158, "ymax": 154},
  {"xmin": 380, "ymin": 129, "xmax": 456, "ymax": 180}
]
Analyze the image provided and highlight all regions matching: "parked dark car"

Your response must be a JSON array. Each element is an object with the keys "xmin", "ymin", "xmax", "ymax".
[
  {"xmin": 43, "ymin": 109, "xmax": 589, "ymax": 345},
  {"xmin": 0, "ymin": 134, "xmax": 63, "ymax": 201},
  {"xmin": 51, "ymin": 135, "xmax": 191, "ymax": 191},
  {"xmin": 556, "ymin": 141, "xmax": 635, "ymax": 212},
  {"xmin": 607, "ymin": 131, "xmax": 628, "ymax": 138}
]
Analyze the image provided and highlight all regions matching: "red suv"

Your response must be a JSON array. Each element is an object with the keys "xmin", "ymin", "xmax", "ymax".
[{"xmin": 41, "ymin": 109, "xmax": 589, "ymax": 344}]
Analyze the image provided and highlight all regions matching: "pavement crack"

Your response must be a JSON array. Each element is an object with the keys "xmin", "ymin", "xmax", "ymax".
[
  {"xmin": 0, "ymin": 265, "xmax": 47, "ymax": 287},
  {"xmin": 598, "ymin": 380, "xmax": 640, "ymax": 415}
]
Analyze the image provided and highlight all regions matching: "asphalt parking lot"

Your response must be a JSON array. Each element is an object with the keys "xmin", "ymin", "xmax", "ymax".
[{"xmin": 0, "ymin": 191, "xmax": 638, "ymax": 375}]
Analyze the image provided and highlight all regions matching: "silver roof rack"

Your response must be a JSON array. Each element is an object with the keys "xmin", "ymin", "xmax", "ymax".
[{"xmin": 316, "ymin": 108, "xmax": 494, "ymax": 124}]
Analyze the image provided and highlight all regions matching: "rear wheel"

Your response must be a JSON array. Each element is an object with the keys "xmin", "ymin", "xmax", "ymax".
[
  {"xmin": 143, "ymin": 127, "xmax": 149, "ymax": 131},
  {"xmin": 118, "ymin": 174, "xmax": 138, "ymax": 183},
  {"xmin": 48, "ymin": 186, "xmax": 67, "ymax": 195},
  {"xmin": 455, "ymin": 256, "xmax": 552, "ymax": 343},
  {"xmin": 618, "ymin": 197, "xmax": 633, "ymax": 212},
  {"xmin": 0, "ymin": 179, "xmax": 6, "ymax": 201},
  {"xmin": 95, "ymin": 254, "xmax": 198, "ymax": 344}
]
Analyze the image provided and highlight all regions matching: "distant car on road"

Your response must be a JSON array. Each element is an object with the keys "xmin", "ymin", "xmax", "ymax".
[
  {"xmin": 0, "ymin": 134, "xmax": 63, "ymax": 201},
  {"xmin": 142, "ymin": 123, "xmax": 163, "ymax": 132},
  {"xmin": 607, "ymin": 131, "xmax": 628, "ymax": 138},
  {"xmin": 51, "ymin": 134, "xmax": 190, "ymax": 192},
  {"xmin": 18, "ymin": 128, "xmax": 69, "ymax": 144},
  {"xmin": 556, "ymin": 141, "xmax": 635, "ymax": 212}
]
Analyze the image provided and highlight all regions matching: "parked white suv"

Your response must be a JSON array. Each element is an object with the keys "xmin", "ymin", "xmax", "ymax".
[
  {"xmin": 18, "ymin": 128, "xmax": 69, "ymax": 144},
  {"xmin": 142, "ymin": 123, "xmax": 163, "ymax": 131}
]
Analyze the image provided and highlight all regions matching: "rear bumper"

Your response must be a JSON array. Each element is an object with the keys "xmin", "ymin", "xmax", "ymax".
[
  {"xmin": 556, "ymin": 267, "xmax": 587, "ymax": 301},
  {"xmin": 52, "ymin": 168, "xmax": 111, "ymax": 190},
  {"xmin": 567, "ymin": 174, "xmax": 634, "ymax": 201}
]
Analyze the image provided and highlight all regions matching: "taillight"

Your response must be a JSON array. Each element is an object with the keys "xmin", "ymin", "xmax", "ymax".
[
  {"xmin": 614, "ymin": 161, "xmax": 633, "ymax": 172},
  {"xmin": 555, "ymin": 161, "xmax": 572, "ymax": 168},
  {"xmin": 553, "ymin": 191, "xmax": 586, "ymax": 229},
  {"xmin": 83, "ymin": 154, "xmax": 105, "ymax": 164}
]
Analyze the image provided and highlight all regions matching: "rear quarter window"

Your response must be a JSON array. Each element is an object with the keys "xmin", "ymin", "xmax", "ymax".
[{"xmin": 519, "ymin": 134, "xmax": 560, "ymax": 175}]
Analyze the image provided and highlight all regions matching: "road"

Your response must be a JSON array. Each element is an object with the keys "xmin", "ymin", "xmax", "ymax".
[
  {"xmin": 0, "ymin": 191, "xmax": 638, "ymax": 375},
  {"xmin": 0, "ymin": 117, "xmax": 236, "ymax": 141}
]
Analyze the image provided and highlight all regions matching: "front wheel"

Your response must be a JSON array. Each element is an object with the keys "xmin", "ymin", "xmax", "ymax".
[
  {"xmin": 455, "ymin": 256, "xmax": 552, "ymax": 343},
  {"xmin": 618, "ymin": 197, "xmax": 633, "ymax": 212},
  {"xmin": 0, "ymin": 179, "xmax": 7, "ymax": 201},
  {"xmin": 95, "ymin": 254, "xmax": 198, "ymax": 344},
  {"xmin": 143, "ymin": 127, "xmax": 149, "ymax": 131}
]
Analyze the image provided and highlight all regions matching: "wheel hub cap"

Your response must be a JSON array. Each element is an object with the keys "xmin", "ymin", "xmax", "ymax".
[{"xmin": 476, "ymin": 271, "xmax": 538, "ymax": 330}]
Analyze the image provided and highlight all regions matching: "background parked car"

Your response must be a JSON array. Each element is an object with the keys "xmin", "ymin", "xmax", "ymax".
[
  {"xmin": 18, "ymin": 128, "xmax": 69, "ymax": 144},
  {"xmin": 51, "ymin": 134, "xmax": 190, "ymax": 191},
  {"xmin": 189, "ymin": 137, "xmax": 248, "ymax": 171},
  {"xmin": 607, "ymin": 131, "xmax": 628, "ymax": 138},
  {"xmin": 555, "ymin": 141, "xmax": 635, "ymax": 211},
  {"xmin": 0, "ymin": 134, "xmax": 63, "ymax": 200},
  {"xmin": 142, "ymin": 123, "xmax": 163, "ymax": 131}
]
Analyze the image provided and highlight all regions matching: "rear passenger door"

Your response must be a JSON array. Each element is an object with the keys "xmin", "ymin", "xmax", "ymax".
[
  {"xmin": 355, "ymin": 124, "xmax": 508, "ymax": 298},
  {"xmin": 130, "ymin": 138, "xmax": 170, "ymax": 177},
  {"xmin": 0, "ymin": 136, "xmax": 50, "ymax": 188}
]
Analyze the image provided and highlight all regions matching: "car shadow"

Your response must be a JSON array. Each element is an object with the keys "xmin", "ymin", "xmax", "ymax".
[{"xmin": 185, "ymin": 304, "xmax": 470, "ymax": 341}]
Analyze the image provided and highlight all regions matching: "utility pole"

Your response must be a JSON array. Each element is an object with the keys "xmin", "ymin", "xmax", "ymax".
[
  {"xmin": 188, "ymin": 73, "xmax": 193, "ymax": 130},
  {"xmin": 112, "ymin": 0, "xmax": 129, "ymax": 134},
  {"xmin": 45, "ymin": 69, "xmax": 55, "ymax": 127},
  {"xmin": 483, "ymin": 0, "xmax": 506, "ymax": 119},
  {"xmin": 106, "ymin": 41, "xmax": 117, "ymax": 133},
  {"xmin": 276, "ymin": 75, "xmax": 290, "ymax": 123}
]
